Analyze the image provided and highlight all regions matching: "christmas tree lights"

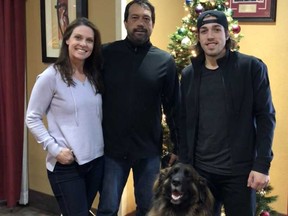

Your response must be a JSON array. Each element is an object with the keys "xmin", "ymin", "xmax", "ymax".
[{"xmin": 256, "ymin": 185, "xmax": 278, "ymax": 216}]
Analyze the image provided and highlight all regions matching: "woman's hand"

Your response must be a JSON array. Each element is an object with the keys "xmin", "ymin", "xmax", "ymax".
[{"xmin": 56, "ymin": 148, "xmax": 75, "ymax": 164}]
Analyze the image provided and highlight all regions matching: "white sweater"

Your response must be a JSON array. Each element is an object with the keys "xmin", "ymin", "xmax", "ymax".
[{"xmin": 26, "ymin": 65, "xmax": 104, "ymax": 171}]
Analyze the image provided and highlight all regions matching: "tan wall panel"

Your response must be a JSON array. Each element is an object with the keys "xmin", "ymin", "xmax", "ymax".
[
  {"xmin": 88, "ymin": 0, "xmax": 116, "ymax": 43},
  {"xmin": 237, "ymin": 0, "xmax": 288, "ymax": 213}
]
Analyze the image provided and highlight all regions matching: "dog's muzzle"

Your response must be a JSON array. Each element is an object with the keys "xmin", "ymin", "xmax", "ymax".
[{"xmin": 170, "ymin": 178, "xmax": 184, "ymax": 204}]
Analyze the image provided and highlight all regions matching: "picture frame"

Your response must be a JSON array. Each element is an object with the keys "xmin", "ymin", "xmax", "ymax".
[
  {"xmin": 40, "ymin": 0, "xmax": 88, "ymax": 63},
  {"xmin": 229, "ymin": 0, "xmax": 277, "ymax": 22}
]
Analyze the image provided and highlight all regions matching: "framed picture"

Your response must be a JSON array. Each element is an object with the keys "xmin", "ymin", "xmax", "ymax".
[
  {"xmin": 229, "ymin": 0, "xmax": 277, "ymax": 22},
  {"xmin": 40, "ymin": 0, "xmax": 88, "ymax": 63}
]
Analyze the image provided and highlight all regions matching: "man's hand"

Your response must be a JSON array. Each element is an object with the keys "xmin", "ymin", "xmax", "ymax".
[
  {"xmin": 247, "ymin": 170, "xmax": 270, "ymax": 190},
  {"xmin": 168, "ymin": 153, "xmax": 178, "ymax": 167}
]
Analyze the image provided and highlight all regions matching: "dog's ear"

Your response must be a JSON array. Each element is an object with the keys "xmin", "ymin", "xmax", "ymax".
[
  {"xmin": 157, "ymin": 167, "xmax": 171, "ymax": 186},
  {"xmin": 152, "ymin": 167, "xmax": 171, "ymax": 197},
  {"xmin": 197, "ymin": 176, "xmax": 214, "ymax": 209}
]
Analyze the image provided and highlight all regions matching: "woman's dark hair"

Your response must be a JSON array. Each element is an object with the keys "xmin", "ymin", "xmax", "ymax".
[
  {"xmin": 124, "ymin": 0, "xmax": 155, "ymax": 24},
  {"xmin": 54, "ymin": 17, "xmax": 103, "ymax": 94}
]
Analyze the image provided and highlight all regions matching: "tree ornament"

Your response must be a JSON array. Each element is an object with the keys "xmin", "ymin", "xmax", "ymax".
[
  {"xmin": 256, "ymin": 186, "xmax": 278, "ymax": 216},
  {"xmin": 185, "ymin": 0, "xmax": 192, "ymax": 6},
  {"xmin": 195, "ymin": 4, "xmax": 204, "ymax": 14},
  {"xmin": 260, "ymin": 211, "xmax": 270, "ymax": 216},
  {"xmin": 226, "ymin": 8, "xmax": 234, "ymax": 16},
  {"xmin": 216, "ymin": 4, "xmax": 225, "ymax": 11},
  {"xmin": 181, "ymin": 36, "xmax": 192, "ymax": 47},
  {"xmin": 232, "ymin": 24, "xmax": 241, "ymax": 34},
  {"xmin": 178, "ymin": 27, "xmax": 188, "ymax": 36}
]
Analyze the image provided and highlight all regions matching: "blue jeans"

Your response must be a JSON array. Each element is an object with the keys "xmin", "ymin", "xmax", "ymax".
[
  {"xmin": 47, "ymin": 156, "xmax": 104, "ymax": 216},
  {"xmin": 96, "ymin": 155, "xmax": 160, "ymax": 216},
  {"xmin": 196, "ymin": 168, "xmax": 256, "ymax": 216}
]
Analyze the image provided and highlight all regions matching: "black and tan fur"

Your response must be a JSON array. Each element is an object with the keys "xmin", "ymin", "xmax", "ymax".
[{"xmin": 148, "ymin": 163, "xmax": 214, "ymax": 216}]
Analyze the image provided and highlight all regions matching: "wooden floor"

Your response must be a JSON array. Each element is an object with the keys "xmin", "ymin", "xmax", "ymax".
[
  {"xmin": 0, "ymin": 204, "xmax": 98, "ymax": 216},
  {"xmin": 0, "ymin": 204, "xmax": 58, "ymax": 216}
]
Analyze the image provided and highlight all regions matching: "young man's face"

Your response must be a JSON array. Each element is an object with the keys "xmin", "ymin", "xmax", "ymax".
[
  {"xmin": 198, "ymin": 16, "xmax": 228, "ymax": 59},
  {"xmin": 124, "ymin": 3, "xmax": 154, "ymax": 45}
]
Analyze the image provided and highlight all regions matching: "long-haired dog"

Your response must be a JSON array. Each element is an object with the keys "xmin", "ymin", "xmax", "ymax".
[{"xmin": 147, "ymin": 163, "xmax": 214, "ymax": 216}]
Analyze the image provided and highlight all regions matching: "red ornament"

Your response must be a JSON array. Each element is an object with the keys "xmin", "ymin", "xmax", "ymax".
[
  {"xmin": 232, "ymin": 24, "xmax": 241, "ymax": 34},
  {"xmin": 260, "ymin": 211, "xmax": 270, "ymax": 216}
]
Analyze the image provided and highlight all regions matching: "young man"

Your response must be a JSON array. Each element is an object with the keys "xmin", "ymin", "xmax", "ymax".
[
  {"xmin": 179, "ymin": 10, "xmax": 276, "ymax": 216},
  {"xmin": 97, "ymin": 1, "xmax": 179, "ymax": 216}
]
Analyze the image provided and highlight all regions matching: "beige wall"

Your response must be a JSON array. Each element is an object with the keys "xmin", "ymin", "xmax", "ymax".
[
  {"xmin": 26, "ymin": 0, "xmax": 287, "ymax": 215},
  {"xmin": 237, "ymin": 0, "xmax": 288, "ymax": 214}
]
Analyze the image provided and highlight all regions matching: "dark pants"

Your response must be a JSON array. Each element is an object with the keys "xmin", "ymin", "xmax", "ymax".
[
  {"xmin": 47, "ymin": 156, "xmax": 104, "ymax": 216},
  {"xmin": 196, "ymin": 168, "xmax": 256, "ymax": 216},
  {"xmin": 96, "ymin": 155, "xmax": 160, "ymax": 216}
]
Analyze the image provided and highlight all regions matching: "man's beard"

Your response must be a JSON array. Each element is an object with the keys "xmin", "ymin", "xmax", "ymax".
[{"xmin": 128, "ymin": 29, "xmax": 149, "ymax": 45}]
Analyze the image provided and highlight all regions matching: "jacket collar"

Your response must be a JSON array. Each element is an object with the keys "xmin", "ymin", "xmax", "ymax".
[
  {"xmin": 191, "ymin": 49, "xmax": 231, "ymax": 68},
  {"xmin": 124, "ymin": 37, "xmax": 152, "ymax": 51}
]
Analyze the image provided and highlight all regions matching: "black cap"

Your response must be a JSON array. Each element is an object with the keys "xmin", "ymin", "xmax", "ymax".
[{"xmin": 197, "ymin": 10, "xmax": 228, "ymax": 30}]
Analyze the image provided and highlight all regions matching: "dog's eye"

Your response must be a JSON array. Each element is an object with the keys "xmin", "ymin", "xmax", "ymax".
[
  {"xmin": 172, "ymin": 167, "xmax": 180, "ymax": 174},
  {"xmin": 184, "ymin": 169, "xmax": 192, "ymax": 178}
]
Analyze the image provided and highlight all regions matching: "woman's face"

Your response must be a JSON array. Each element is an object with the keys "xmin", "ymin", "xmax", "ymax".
[{"xmin": 66, "ymin": 25, "xmax": 94, "ymax": 63}]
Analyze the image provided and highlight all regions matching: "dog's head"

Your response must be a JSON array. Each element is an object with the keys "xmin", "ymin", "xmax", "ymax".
[{"xmin": 153, "ymin": 163, "xmax": 214, "ymax": 211}]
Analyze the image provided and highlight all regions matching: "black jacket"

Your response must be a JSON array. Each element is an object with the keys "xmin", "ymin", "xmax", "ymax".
[
  {"xmin": 102, "ymin": 38, "xmax": 179, "ymax": 160},
  {"xmin": 179, "ymin": 50, "xmax": 275, "ymax": 175}
]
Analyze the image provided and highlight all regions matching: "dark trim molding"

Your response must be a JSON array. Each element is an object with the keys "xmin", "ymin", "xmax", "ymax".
[
  {"xmin": 29, "ymin": 189, "xmax": 60, "ymax": 214},
  {"xmin": 29, "ymin": 189, "xmax": 97, "ymax": 215}
]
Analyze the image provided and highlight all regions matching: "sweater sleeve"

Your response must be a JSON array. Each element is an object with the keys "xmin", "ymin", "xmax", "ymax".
[
  {"xmin": 161, "ymin": 55, "xmax": 180, "ymax": 155},
  {"xmin": 25, "ymin": 67, "xmax": 62, "ymax": 157},
  {"xmin": 178, "ymin": 65, "xmax": 193, "ymax": 163},
  {"xmin": 252, "ymin": 59, "xmax": 276, "ymax": 175}
]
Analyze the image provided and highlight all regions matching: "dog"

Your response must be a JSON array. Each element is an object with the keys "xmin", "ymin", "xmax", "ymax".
[{"xmin": 147, "ymin": 163, "xmax": 214, "ymax": 216}]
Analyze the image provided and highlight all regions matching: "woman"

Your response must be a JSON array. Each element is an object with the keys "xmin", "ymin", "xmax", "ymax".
[{"xmin": 26, "ymin": 17, "xmax": 104, "ymax": 216}]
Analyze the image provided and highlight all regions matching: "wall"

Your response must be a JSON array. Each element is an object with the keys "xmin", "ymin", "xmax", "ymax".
[
  {"xmin": 237, "ymin": 0, "xmax": 288, "ymax": 214},
  {"xmin": 26, "ymin": 0, "xmax": 287, "ymax": 215}
]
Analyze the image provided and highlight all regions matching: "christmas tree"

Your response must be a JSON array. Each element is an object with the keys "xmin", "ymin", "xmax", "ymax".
[
  {"xmin": 221, "ymin": 185, "xmax": 279, "ymax": 216},
  {"xmin": 256, "ymin": 185, "xmax": 278, "ymax": 216},
  {"xmin": 167, "ymin": 0, "xmax": 243, "ymax": 73}
]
